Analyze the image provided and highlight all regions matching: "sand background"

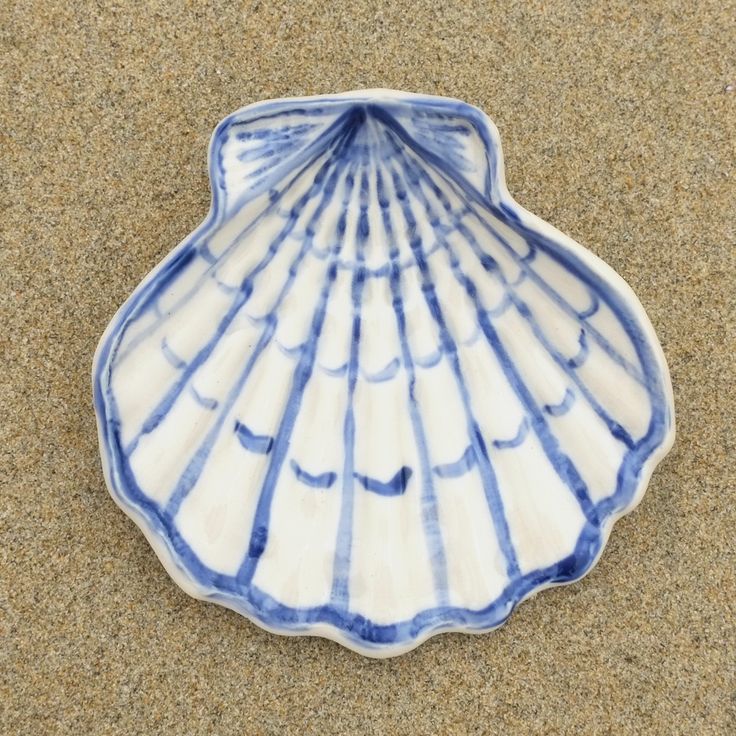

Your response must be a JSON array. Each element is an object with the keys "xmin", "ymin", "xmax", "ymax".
[{"xmin": 2, "ymin": 1, "xmax": 734, "ymax": 733}]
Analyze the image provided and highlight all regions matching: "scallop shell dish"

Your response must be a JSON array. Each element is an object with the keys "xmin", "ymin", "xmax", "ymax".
[{"xmin": 93, "ymin": 90, "xmax": 675, "ymax": 657}]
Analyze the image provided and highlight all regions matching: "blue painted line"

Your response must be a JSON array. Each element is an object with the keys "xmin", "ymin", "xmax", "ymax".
[
  {"xmin": 234, "ymin": 122, "xmax": 317, "ymax": 141},
  {"xmin": 161, "ymin": 338, "xmax": 187, "ymax": 370},
  {"xmin": 414, "ymin": 348, "xmax": 443, "ymax": 368},
  {"xmin": 493, "ymin": 418, "xmax": 530, "ymax": 450},
  {"xmin": 486, "ymin": 293, "xmax": 513, "ymax": 317},
  {"xmin": 331, "ymin": 146, "xmax": 371, "ymax": 605},
  {"xmin": 376, "ymin": 162, "xmax": 450, "ymax": 604},
  {"xmin": 567, "ymin": 329, "xmax": 590, "ymax": 368},
  {"xmin": 237, "ymin": 145, "xmax": 283, "ymax": 163},
  {"xmin": 237, "ymin": 111, "xmax": 366, "ymax": 587},
  {"xmin": 189, "ymin": 385, "xmax": 218, "ymax": 410},
  {"xmin": 401, "ymin": 141, "xmax": 637, "ymax": 451},
  {"xmin": 385, "ymin": 150, "xmax": 522, "ymax": 579},
  {"xmin": 234, "ymin": 421, "xmax": 274, "ymax": 454},
  {"xmin": 544, "ymin": 388, "xmax": 576, "ymax": 417},
  {"xmin": 433, "ymin": 445, "xmax": 476, "ymax": 478},
  {"xmin": 276, "ymin": 341, "xmax": 304, "ymax": 359},
  {"xmin": 354, "ymin": 466, "xmax": 413, "ymax": 497},
  {"xmin": 362, "ymin": 357, "xmax": 400, "ymax": 382},
  {"xmin": 290, "ymin": 459, "xmax": 336, "ymax": 489},
  {"xmin": 578, "ymin": 292, "xmax": 600, "ymax": 319},
  {"xmin": 461, "ymin": 326, "xmax": 481, "ymax": 346},
  {"xmin": 215, "ymin": 278, "xmax": 239, "ymax": 295},
  {"xmin": 391, "ymin": 147, "xmax": 598, "ymax": 523},
  {"xmin": 320, "ymin": 362, "xmax": 348, "ymax": 377}
]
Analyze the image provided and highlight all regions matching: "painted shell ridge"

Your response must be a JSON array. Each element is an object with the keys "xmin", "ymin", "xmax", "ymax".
[{"xmin": 93, "ymin": 90, "xmax": 675, "ymax": 657}]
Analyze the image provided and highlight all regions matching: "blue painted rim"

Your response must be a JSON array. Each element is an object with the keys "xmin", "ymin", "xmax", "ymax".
[{"xmin": 92, "ymin": 90, "xmax": 675, "ymax": 656}]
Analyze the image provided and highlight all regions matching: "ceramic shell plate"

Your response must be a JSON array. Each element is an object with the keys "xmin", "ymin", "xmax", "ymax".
[{"xmin": 93, "ymin": 90, "xmax": 675, "ymax": 657}]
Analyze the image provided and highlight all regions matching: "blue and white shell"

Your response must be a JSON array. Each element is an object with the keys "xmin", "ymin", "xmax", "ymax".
[{"xmin": 93, "ymin": 90, "xmax": 675, "ymax": 657}]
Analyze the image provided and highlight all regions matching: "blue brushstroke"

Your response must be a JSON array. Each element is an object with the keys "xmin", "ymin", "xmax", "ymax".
[
  {"xmin": 234, "ymin": 421, "xmax": 274, "ymax": 454},
  {"xmin": 320, "ymin": 362, "xmax": 348, "ymax": 377},
  {"xmin": 161, "ymin": 338, "xmax": 187, "ymax": 370},
  {"xmin": 383, "ymin": 150, "xmax": 521, "ymax": 578},
  {"xmin": 375, "ymin": 162, "xmax": 450, "ymax": 603},
  {"xmin": 162, "ymin": 133, "xmax": 360, "ymax": 519},
  {"xmin": 189, "ymin": 385, "xmax": 218, "ymax": 410},
  {"xmin": 493, "ymin": 418, "xmax": 530, "ymax": 450},
  {"xmin": 486, "ymin": 292, "xmax": 513, "ymax": 317},
  {"xmin": 363, "ymin": 357, "xmax": 400, "ymax": 382},
  {"xmin": 567, "ymin": 329, "xmax": 590, "ymax": 368},
  {"xmin": 277, "ymin": 341, "xmax": 304, "ymax": 359},
  {"xmin": 462, "ymin": 326, "xmax": 481, "ymax": 346},
  {"xmin": 414, "ymin": 348, "xmax": 443, "ymax": 368},
  {"xmin": 544, "ymin": 388, "xmax": 576, "ymax": 417},
  {"xmin": 354, "ymin": 466, "xmax": 413, "ymax": 497},
  {"xmin": 578, "ymin": 292, "xmax": 600, "ymax": 319},
  {"xmin": 215, "ymin": 278, "xmax": 239, "ymax": 295},
  {"xmin": 290, "ymin": 459, "xmax": 336, "ymax": 489},
  {"xmin": 237, "ymin": 112, "xmax": 365, "ymax": 586},
  {"xmin": 331, "ymin": 147, "xmax": 371, "ymax": 605},
  {"xmin": 433, "ymin": 445, "xmax": 476, "ymax": 478}
]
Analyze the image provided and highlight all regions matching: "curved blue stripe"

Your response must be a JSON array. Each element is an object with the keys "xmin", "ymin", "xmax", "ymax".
[
  {"xmin": 290, "ymin": 459, "xmax": 336, "ymax": 489},
  {"xmin": 234, "ymin": 421, "xmax": 273, "ymax": 454},
  {"xmin": 486, "ymin": 292, "xmax": 513, "ymax": 318},
  {"xmin": 414, "ymin": 348, "xmax": 443, "ymax": 368},
  {"xmin": 277, "ymin": 341, "xmax": 304, "ymax": 359},
  {"xmin": 331, "ymin": 152, "xmax": 372, "ymax": 605},
  {"xmin": 354, "ymin": 466, "xmax": 413, "ymax": 496},
  {"xmin": 433, "ymin": 445, "xmax": 476, "ymax": 478},
  {"xmin": 578, "ymin": 292, "xmax": 600, "ymax": 319},
  {"xmin": 462, "ymin": 330, "xmax": 480, "ymax": 347},
  {"xmin": 189, "ymin": 385, "xmax": 218, "ymax": 410},
  {"xmin": 544, "ymin": 388, "xmax": 576, "ymax": 417},
  {"xmin": 161, "ymin": 338, "xmax": 187, "ymax": 370},
  {"xmin": 567, "ymin": 329, "xmax": 590, "ymax": 368},
  {"xmin": 321, "ymin": 362, "xmax": 348, "ymax": 377},
  {"xmin": 363, "ymin": 357, "xmax": 400, "ymax": 382},
  {"xmin": 492, "ymin": 418, "xmax": 530, "ymax": 450}
]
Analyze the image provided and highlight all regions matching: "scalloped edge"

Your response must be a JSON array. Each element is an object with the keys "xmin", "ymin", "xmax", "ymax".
[{"xmin": 92, "ymin": 89, "xmax": 675, "ymax": 658}]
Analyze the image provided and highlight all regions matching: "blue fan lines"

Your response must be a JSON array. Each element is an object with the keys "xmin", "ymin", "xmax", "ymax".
[{"xmin": 93, "ymin": 92, "xmax": 672, "ymax": 654}]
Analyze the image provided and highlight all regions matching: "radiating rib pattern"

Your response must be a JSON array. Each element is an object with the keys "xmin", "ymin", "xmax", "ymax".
[{"xmin": 94, "ymin": 93, "xmax": 673, "ymax": 655}]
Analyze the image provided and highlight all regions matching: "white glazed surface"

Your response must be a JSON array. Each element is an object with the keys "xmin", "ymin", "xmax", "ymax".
[{"xmin": 93, "ymin": 90, "xmax": 675, "ymax": 657}]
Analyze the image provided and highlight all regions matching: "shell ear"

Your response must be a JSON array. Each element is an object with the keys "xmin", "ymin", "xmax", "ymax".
[
  {"xmin": 370, "ymin": 100, "xmax": 503, "ymax": 205},
  {"xmin": 209, "ymin": 96, "xmax": 504, "ymax": 220},
  {"xmin": 210, "ymin": 102, "xmax": 351, "ymax": 218}
]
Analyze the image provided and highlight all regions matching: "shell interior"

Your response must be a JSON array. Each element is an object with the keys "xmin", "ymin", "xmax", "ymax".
[{"xmin": 93, "ymin": 91, "xmax": 674, "ymax": 656}]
